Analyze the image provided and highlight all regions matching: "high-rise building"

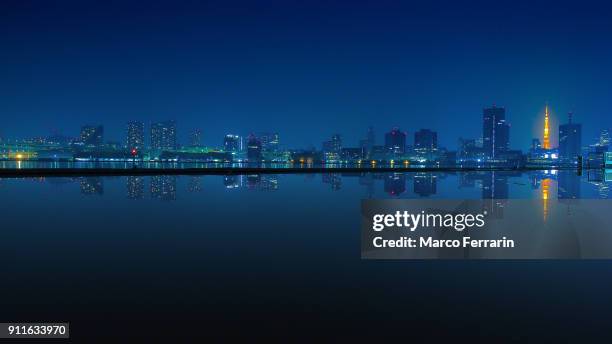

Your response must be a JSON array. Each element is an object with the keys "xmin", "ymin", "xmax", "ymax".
[
  {"xmin": 247, "ymin": 134, "xmax": 262, "ymax": 161},
  {"xmin": 414, "ymin": 129, "xmax": 438, "ymax": 151},
  {"xmin": 224, "ymin": 135, "xmax": 243, "ymax": 152},
  {"xmin": 190, "ymin": 129, "xmax": 202, "ymax": 147},
  {"xmin": 384, "ymin": 127, "xmax": 406, "ymax": 154},
  {"xmin": 151, "ymin": 121, "xmax": 177, "ymax": 150},
  {"xmin": 322, "ymin": 134, "xmax": 342, "ymax": 153},
  {"xmin": 483, "ymin": 105, "xmax": 510, "ymax": 159},
  {"xmin": 259, "ymin": 133, "xmax": 280, "ymax": 152},
  {"xmin": 559, "ymin": 112, "xmax": 582, "ymax": 162},
  {"xmin": 80, "ymin": 125, "xmax": 104, "ymax": 146},
  {"xmin": 126, "ymin": 121, "xmax": 144, "ymax": 150},
  {"xmin": 322, "ymin": 134, "xmax": 342, "ymax": 161}
]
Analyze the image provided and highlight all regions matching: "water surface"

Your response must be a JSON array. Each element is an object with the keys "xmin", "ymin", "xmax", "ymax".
[{"xmin": 1, "ymin": 170, "xmax": 611, "ymax": 339}]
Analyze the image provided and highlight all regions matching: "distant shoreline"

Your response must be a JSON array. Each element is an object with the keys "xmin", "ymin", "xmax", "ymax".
[{"xmin": 0, "ymin": 166, "xmax": 593, "ymax": 177}]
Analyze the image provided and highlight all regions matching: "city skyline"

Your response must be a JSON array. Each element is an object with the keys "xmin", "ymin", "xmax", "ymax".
[
  {"xmin": 2, "ymin": 1, "xmax": 612, "ymax": 150},
  {"xmin": 0, "ymin": 104, "xmax": 606, "ymax": 152},
  {"xmin": 0, "ymin": 103, "xmax": 602, "ymax": 152}
]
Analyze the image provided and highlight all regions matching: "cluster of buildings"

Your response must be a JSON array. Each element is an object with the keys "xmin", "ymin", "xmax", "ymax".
[{"xmin": 1, "ymin": 105, "xmax": 611, "ymax": 168}]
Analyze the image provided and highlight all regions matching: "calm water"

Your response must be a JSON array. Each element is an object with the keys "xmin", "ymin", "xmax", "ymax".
[{"xmin": 1, "ymin": 170, "xmax": 611, "ymax": 340}]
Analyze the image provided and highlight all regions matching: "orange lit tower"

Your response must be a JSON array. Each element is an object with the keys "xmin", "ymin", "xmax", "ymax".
[{"xmin": 543, "ymin": 105, "xmax": 551, "ymax": 149}]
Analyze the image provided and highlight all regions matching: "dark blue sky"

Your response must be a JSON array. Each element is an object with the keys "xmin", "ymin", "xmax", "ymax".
[{"xmin": 2, "ymin": 0, "xmax": 612, "ymax": 150}]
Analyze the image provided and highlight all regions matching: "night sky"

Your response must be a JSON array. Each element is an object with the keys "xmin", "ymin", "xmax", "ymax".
[{"xmin": 2, "ymin": 0, "xmax": 612, "ymax": 150}]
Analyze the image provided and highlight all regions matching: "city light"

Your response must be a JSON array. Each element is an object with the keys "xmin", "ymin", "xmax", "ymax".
[{"xmin": 543, "ymin": 105, "xmax": 551, "ymax": 149}]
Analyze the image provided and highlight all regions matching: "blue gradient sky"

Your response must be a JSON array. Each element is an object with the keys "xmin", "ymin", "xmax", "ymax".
[{"xmin": 2, "ymin": 0, "xmax": 612, "ymax": 150}]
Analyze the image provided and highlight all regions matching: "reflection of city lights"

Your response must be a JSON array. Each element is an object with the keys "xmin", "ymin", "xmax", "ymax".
[{"xmin": 541, "ymin": 178, "xmax": 551, "ymax": 221}]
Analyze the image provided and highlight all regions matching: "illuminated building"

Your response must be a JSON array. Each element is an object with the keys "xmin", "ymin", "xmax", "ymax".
[
  {"xmin": 414, "ymin": 129, "xmax": 438, "ymax": 161},
  {"xmin": 482, "ymin": 105, "xmax": 509, "ymax": 159},
  {"xmin": 543, "ymin": 105, "xmax": 551, "ymax": 149},
  {"xmin": 322, "ymin": 134, "xmax": 342, "ymax": 161},
  {"xmin": 340, "ymin": 147, "xmax": 365, "ymax": 162},
  {"xmin": 558, "ymin": 112, "xmax": 582, "ymax": 163},
  {"xmin": 414, "ymin": 129, "xmax": 437, "ymax": 151},
  {"xmin": 224, "ymin": 135, "xmax": 243, "ymax": 152},
  {"xmin": 258, "ymin": 133, "xmax": 280, "ymax": 152},
  {"xmin": 80, "ymin": 125, "xmax": 104, "ymax": 146},
  {"xmin": 384, "ymin": 127, "xmax": 406, "ymax": 155},
  {"xmin": 126, "ymin": 121, "xmax": 144, "ymax": 151},
  {"xmin": 457, "ymin": 138, "xmax": 484, "ymax": 164},
  {"xmin": 247, "ymin": 134, "xmax": 262, "ymax": 162},
  {"xmin": 151, "ymin": 121, "xmax": 177, "ymax": 150}
]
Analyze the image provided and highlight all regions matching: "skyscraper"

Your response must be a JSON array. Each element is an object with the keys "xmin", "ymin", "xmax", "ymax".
[
  {"xmin": 322, "ymin": 134, "xmax": 342, "ymax": 153},
  {"xmin": 482, "ymin": 105, "xmax": 509, "ymax": 159},
  {"xmin": 151, "ymin": 121, "xmax": 177, "ymax": 150},
  {"xmin": 414, "ymin": 129, "xmax": 438, "ymax": 151},
  {"xmin": 80, "ymin": 125, "xmax": 104, "ymax": 146},
  {"xmin": 258, "ymin": 133, "xmax": 280, "ymax": 152},
  {"xmin": 384, "ymin": 127, "xmax": 406, "ymax": 154},
  {"xmin": 247, "ymin": 134, "xmax": 262, "ymax": 161},
  {"xmin": 224, "ymin": 134, "xmax": 243, "ymax": 152},
  {"xmin": 126, "ymin": 121, "xmax": 144, "ymax": 150},
  {"xmin": 559, "ymin": 112, "xmax": 582, "ymax": 162}
]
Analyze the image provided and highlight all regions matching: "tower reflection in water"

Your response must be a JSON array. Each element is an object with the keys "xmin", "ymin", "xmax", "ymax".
[{"xmin": 90, "ymin": 171, "xmax": 610, "ymax": 205}]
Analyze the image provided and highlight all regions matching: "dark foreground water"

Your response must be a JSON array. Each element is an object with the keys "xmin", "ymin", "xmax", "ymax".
[{"xmin": 1, "ymin": 170, "xmax": 611, "ymax": 340}]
